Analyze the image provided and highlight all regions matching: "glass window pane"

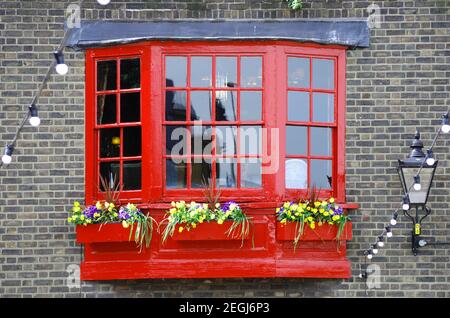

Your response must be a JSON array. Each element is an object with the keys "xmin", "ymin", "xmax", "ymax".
[
  {"xmin": 97, "ymin": 60, "xmax": 116, "ymax": 91},
  {"xmin": 100, "ymin": 161, "xmax": 120, "ymax": 191},
  {"xmin": 241, "ymin": 57, "xmax": 262, "ymax": 88},
  {"xmin": 120, "ymin": 92, "xmax": 140, "ymax": 123},
  {"xmin": 166, "ymin": 159, "xmax": 186, "ymax": 189},
  {"xmin": 310, "ymin": 160, "xmax": 332, "ymax": 189},
  {"xmin": 216, "ymin": 126, "xmax": 237, "ymax": 156},
  {"xmin": 285, "ymin": 159, "xmax": 307, "ymax": 189},
  {"xmin": 240, "ymin": 91, "xmax": 262, "ymax": 121},
  {"xmin": 97, "ymin": 94, "xmax": 116, "ymax": 124},
  {"xmin": 241, "ymin": 159, "xmax": 262, "ymax": 188},
  {"xmin": 312, "ymin": 59, "xmax": 334, "ymax": 90},
  {"xmin": 166, "ymin": 56, "xmax": 187, "ymax": 87},
  {"xmin": 191, "ymin": 56, "xmax": 212, "ymax": 87},
  {"xmin": 288, "ymin": 57, "xmax": 309, "ymax": 88},
  {"xmin": 123, "ymin": 160, "xmax": 141, "ymax": 190},
  {"xmin": 216, "ymin": 158, "xmax": 237, "ymax": 188},
  {"xmin": 311, "ymin": 127, "xmax": 332, "ymax": 156},
  {"xmin": 166, "ymin": 126, "xmax": 188, "ymax": 156},
  {"xmin": 191, "ymin": 159, "xmax": 212, "ymax": 188},
  {"xmin": 240, "ymin": 126, "xmax": 262, "ymax": 155},
  {"xmin": 191, "ymin": 125, "xmax": 212, "ymax": 155},
  {"xmin": 288, "ymin": 91, "xmax": 309, "ymax": 122},
  {"xmin": 120, "ymin": 58, "xmax": 140, "ymax": 89},
  {"xmin": 123, "ymin": 126, "xmax": 141, "ymax": 157},
  {"xmin": 215, "ymin": 91, "xmax": 237, "ymax": 121},
  {"xmin": 190, "ymin": 91, "xmax": 212, "ymax": 121},
  {"xmin": 313, "ymin": 93, "xmax": 334, "ymax": 123},
  {"xmin": 403, "ymin": 167, "xmax": 433, "ymax": 204},
  {"xmin": 100, "ymin": 128, "xmax": 120, "ymax": 158},
  {"xmin": 165, "ymin": 90, "xmax": 187, "ymax": 121},
  {"xmin": 216, "ymin": 57, "xmax": 237, "ymax": 88},
  {"xmin": 286, "ymin": 126, "xmax": 307, "ymax": 155}
]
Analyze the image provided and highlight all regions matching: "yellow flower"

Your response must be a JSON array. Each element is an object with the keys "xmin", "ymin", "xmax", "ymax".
[
  {"xmin": 175, "ymin": 202, "xmax": 182, "ymax": 209},
  {"xmin": 190, "ymin": 201, "xmax": 196, "ymax": 206},
  {"xmin": 73, "ymin": 201, "xmax": 80, "ymax": 207},
  {"xmin": 210, "ymin": 214, "xmax": 215, "ymax": 220},
  {"xmin": 104, "ymin": 202, "xmax": 110, "ymax": 208},
  {"xmin": 310, "ymin": 222, "xmax": 316, "ymax": 229},
  {"xmin": 72, "ymin": 215, "xmax": 78, "ymax": 219},
  {"xmin": 67, "ymin": 217, "xmax": 72, "ymax": 223},
  {"xmin": 318, "ymin": 221, "xmax": 323, "ymax": 226},
  {"xmin": 113, "ymin": 212, "xmax": 118, "ymax": 217},
  {"xmin": 171, "ymin": 201, "xmax": 176, "ymax": 207},
  {"xmin": 109, "ymin": 203, "xmax": 115, "ymax": 209},
  {"xmin": 122, "ymin": 220, "xmax": 129, "ymax": 228},
  {"xmin": 218, "ymin": 219, "xmax": 224, "ymax": 225},
  {"xmin": 87, "ymin": 219, "xmax": 92, "ymax": 224},
  {"xmin": 321, "ymin": 201, "xmax": 327, "ymax": 206},
  {"xmin": 291, "ymin": 204, "xmax": 298, "ymax": 211},
  {"xmin": 283, "ymin": 202, "xmax": 290, "ymax": 209},
  {"xmin": 191, "ymin": 223, "xmax": 197, "ymax": 229},
  {"xmin": 72, "ymin": 206, "xmax": 81, "ymax": 212},
  {"xmin": 307, "ymin": 216, "xmax": 313, "ymax": 222},
  {"xmin": 229, "ymin": 204, "xmax": 237, "ymax": 211},
  {"xmin": 94, "ymin": 213, "xmax": 100, "ymax": 218},
  {"xmin": 276, "ymin": 208, "xmax": 280, "ymax": 213},
  {"xmin": 314, "ymin": 201, "xmax": 321, "ymax": 208},
  {"xmin": 319, "ymin": 208, "xmax": 325, "ymax": 214},
  {"xmin": 306, "ymin": 206, "xmax": 311, "ymax": 211},
  {"xmin": 323, "ymin": 212, "xmax": 329, "ymax": 216},
  {"xmin": 96, "ymin": 201, "xmax": 102, "ymax": 210},
  {"xmin": 225, "ymin": 211, "xmax": 231, "ymax": 217},
  {"xmin": 312, "ymin": 208, "xmax": 318, "ymax": 214},
  {"xmin": 80, "ymin": 215, "xmax": 85, "ymax": 221},
  {"xmin": 178, "ymin": 226, "xmax": 184, "ymax": 233},
  {"xmin": 280, "ymin": 219, "xmax": 287, "ymax": 224},
  {"xmin": 169, "ymin": 208, "xmax": 177, "ymax": 214},
  {"xmin": 203, "ymin": 203, "xmax": 208, "ymax": 210},
  {"xmin": 108, "ymin": 206, "xmax": 114, "ymax": 212},
  {"xmin": 329, "ymin": 197, "xmax": 335, "ymax": 203},
  {"xmin": 215, "ymin": 203, "xmax": 220, "ymax": 208}
]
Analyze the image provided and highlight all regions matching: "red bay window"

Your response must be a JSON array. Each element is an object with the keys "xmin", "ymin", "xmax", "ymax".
[{"xmin": 82, "ymin": 41, "xmax": 352, "ymax": 280}]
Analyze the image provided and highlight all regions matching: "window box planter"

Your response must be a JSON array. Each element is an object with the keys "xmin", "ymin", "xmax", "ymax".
[
  {"xmin": 172, "ymin": 222, "xmax": 245, "ymax": 241},
  {"xmin": 276, "ymin": 222, "xmax": 352, "ymax": 242},
  {"xmin": 76, "ymin": 223, "xmax": 137, "ymax": 244}
]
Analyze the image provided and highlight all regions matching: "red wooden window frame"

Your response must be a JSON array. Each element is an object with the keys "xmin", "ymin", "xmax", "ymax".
[{"xmin": 85, "ymin": 41, "xmax": 347, "ymax": 206}]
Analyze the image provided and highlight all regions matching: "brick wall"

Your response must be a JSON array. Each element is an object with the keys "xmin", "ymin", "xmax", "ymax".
[{"xmin": 0, "ymin": 0, "xmax": 449, "ymax": 297}]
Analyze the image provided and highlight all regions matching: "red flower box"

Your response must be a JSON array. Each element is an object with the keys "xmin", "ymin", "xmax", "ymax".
[
  {"xmin": 172, "ymin": 222, "xmax": 245, "ymax": 241},
  {"xmin": 76, "ymin": 223, "xmax": 137, "ymax": 244},
  {"xmin": 276, "ymin": 222, "xmax": 352, "ymax": 241}
]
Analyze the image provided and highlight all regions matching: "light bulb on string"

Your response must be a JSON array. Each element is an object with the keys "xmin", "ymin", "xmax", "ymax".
[
  {"xmin": 413, "ymin": 175, "xmax": 421, "ymax": 191},
  {"xmin": 97, "ymin": 0, "xmax": 111, "ymax": 5},
  {"xmin": 372, "ymin": 244, "xmax": 378, "ymax": 254},
  {"xmin": 2, "ymin": 145, "xmax": 14, "ymax": 165},
  {"xmin": 53, "ymin": 50, "xmax": 68, "ymax": 75},
  {"xmin": 390, "ymin": 211, "xmax": 398, "ymax": 226},
  {"xmin": 377, "ymin": 235, "xmax": 384, "ymax": 247},
  {"xmin": 441, "ymin": 112, "xmax": 450, "ymax": 133},
  {"xmin": 386, "ymin": 226, "xmax": 393, "ymax": 238},
  {"xmin": 367, "ymin": 250, "xmax": 373, "ymax": 260},
  {"xmin": 28, "ymin": 103, "xmax": 40, "ymax": 127},
  {"xmin": 426, "ymin": 149, "xmax": 435, "ymax": 166},
  {"xmin": 402, "ymin": 195, "xmax": 410, "ymax": 211}
]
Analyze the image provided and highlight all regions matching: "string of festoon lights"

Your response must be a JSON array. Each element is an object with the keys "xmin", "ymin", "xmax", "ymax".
[
  {"xmin": 0, "ymin": 0, "xmax": 111, "ymax": 168},
  {"xmin": 359, "ymin": 111, "xmax": 450, "ymax": 279}
]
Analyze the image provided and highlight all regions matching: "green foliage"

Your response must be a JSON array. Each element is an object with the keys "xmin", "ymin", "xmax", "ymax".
[{"xmin": 285, "ymin": 0, "xmax": 303, "ymax": 10}]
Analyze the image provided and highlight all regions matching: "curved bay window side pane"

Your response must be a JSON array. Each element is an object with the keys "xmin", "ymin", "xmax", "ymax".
[
  {"xmin": 120, "ymin": 58, "xmax": 140, "ymax": 89},
  {"xmin": 123, "ymin": 126, "xmax": 142, "ymax": 157},
  {"xmin": 97, "ymin": 60, "xmax": 117, "ymax": 91},
  {"xmin": 123, "ymin": 160, "xmax": 142, "ymax": 190},
  {"xmin": 97, "ymin": 94, "xmax": 117, "ymax": 125},
  {"xmin": 120, "ymin": 92, "xmax": 141, "ymax": 123},
  {"xmin": 165, "ymin": 56, "xmax": 187, "ymax": 87},
  {"xmin": 99, "ymin": 128, "xmax": 120, "ymax": 158}
]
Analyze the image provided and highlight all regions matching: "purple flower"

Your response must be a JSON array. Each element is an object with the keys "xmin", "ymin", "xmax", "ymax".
[
  {"xmin": 221, "ymin": 201, "xmax": 237, "ymax": 212},
  {"xmin": 118, "ymin": 208, "xmax": 130, "ymax": 220},
  {"xmin": 84, "ymin": 205, "xmax": 97, "ymax": 218}
]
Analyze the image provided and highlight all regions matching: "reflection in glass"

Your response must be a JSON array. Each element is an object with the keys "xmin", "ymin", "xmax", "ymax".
[
  {"xmin": 191, "ymin": 56, "xmax": 212, "ymax": 87},
  {"xmin": 216, "ymin": 57, "xmax": 237, "ymax": 88},
  {"xmin": 190, "ymin": 91, "xmax": 212, "ymax": 121},
  {"xmin": 286, "ymin": 126, "xmax": 307, "ymax": 155},
  {"xmin": 311, "ymin": 127, "xmax": 331, "ymax": 156},
  {"xmin": 120, "ymin": 59, "xmax": 140, "ymax": 89},
  {"xmin": 241, "ymin": 57, "xmax": 262, "ymax": 87},
  {"xmin": 166, "ymin": 159, "xmax": 187, "ymax": 189},
  {"xmin": 240, "ymin": 91, "xmax": 262, "ymax": 121},
  {"xmin": 165, "ymin": 88, "xmax": 187, "ymax": 121},
  {"xmin": 100, "ymin": 161, "xmax": 120, "ymax": 191},
  {"xmin": 241, "ymin": 159, "xmax": 262, "ymax": 188},
  {"xmin": 288, "ymin": 57, "xmax": 309, "ymax": 88},
  {"xmin": 123, "ymin": 126, "xmax": 141, "ymax": 157},
  {"xmin": 216, "ymin": 158, "xmax": 237, "ymax": 188},
  {"xmin": 312, "ymin": 59, "xmax": 334, "ymax": 90},
  {"xmin": 288, "ymin": 91, "xmax": 309, "ymax": 122},
  {"xmin": 97, "ymin": 94, "xmax": 116, "ymax": 124},
  {"xmin": 215, "ymin": 91, "xmax": 237, "ymax": 121},
  {"xmin": 166, "ymin": 56, "xmax": 187, "ymax": 87},
  {"xmin": 97, "ymin": 60, "xmax": 116, "ymax": 91},
  {"xmin": 240, "ymin": 126, "xmax": 262, "ymax": 155},
  {"xmin": 216, "ymin": 126, "xmax": 237, "ymax": 155},
  {"xmin": 313, "ymin": 93, "xmax": 334, "ymax": 123},
  {"xmin": 123, "ymin": 160, "xmax": 141, "ymax": 190},
  {"xmin": 120, "ymin": 92, "xmax": 140, "ymax": 123},
  {"xmin": 191, "ymin": 160, "xmax": 212, "ymax": 188},
  {"xmin": 191, "ymin": 125, "xmax": 212, "ymax": 155},
  {"xmin": 310, "ymin": 160, "xmax": 332, "ymax": 189},
  {"xmin": 100, "ymin": 128, "xmax": 120, "ymax": 158},
  {"xmin": 285, "ymin": 159, "xmax": 307, "ymax": 189},
  {"xmin": 166, "ymin": 126, "xmax": 187, "ymax": 156}
]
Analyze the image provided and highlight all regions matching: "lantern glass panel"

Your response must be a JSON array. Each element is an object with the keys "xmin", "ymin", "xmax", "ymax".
[{"xmin": 402, "ymin": 167, "xmax": 433, "ymax": 204}]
